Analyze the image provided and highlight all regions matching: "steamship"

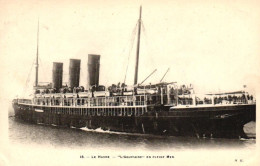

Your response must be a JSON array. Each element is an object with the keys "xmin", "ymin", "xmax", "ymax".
[{"xmin": 12, "ymin": 7, "xmax": 256, "ymax": 138}]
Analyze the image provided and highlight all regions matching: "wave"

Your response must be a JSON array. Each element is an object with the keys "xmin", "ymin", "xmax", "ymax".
[
  {"xmin": 79, "ymin": 127, "xmax": 151, "ymax": 137},
  {"xmin": 80, "ymin": 127, "xmax": 125, "ymax": 134},
  {"xmin": 240, "ymin": 137, "xmax": 256, "ymax": 141}
]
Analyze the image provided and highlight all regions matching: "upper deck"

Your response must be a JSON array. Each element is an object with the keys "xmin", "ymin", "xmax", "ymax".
[
  {"xmin": 15, "ymin": 82, "xmax": 255, "ymax": 110},
  {"xmin": 16, "ymin": 94, "xmax": 150, "ymax": 108}
]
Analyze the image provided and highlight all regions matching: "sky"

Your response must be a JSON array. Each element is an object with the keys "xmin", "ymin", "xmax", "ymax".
[{"xmin": 1, "ymin": 0, "xmax": 260, "ymax": 99}]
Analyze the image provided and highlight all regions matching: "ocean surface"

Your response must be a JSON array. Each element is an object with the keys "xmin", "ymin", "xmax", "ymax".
[{"xmin": 5, "ymin": 106, "xmax": 258, "ymax": 166}]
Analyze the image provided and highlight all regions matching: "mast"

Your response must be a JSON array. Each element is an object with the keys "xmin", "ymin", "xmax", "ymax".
[
  {"xmin": 134, "ymin": 6, "xmax": 142, "ymax": 85},
  {"xmin": 35, "ymin": 19, "xmax": 39, "ymax": 87}
]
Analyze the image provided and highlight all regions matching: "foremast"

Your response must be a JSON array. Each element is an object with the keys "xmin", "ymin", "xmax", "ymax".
[
  {"xmin": 134, "ymin": 6, "xmax": 142, "ymax": 85},
  {"xmin": 35, "ymin": 19, "xmax": 39, "ymax": 87}
]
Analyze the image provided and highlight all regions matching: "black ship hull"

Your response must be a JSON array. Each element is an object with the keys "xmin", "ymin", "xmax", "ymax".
[{"xmin": 12, "ymin": 101, "xmax": 256, "ymax": 139}]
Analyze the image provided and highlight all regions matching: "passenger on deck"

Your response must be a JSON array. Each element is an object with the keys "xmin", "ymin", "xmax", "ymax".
[
  {"xmin": 250, "ymin": 95, "xmax": 253, "ymax": 100},
  {"xmin": 79, "ymin": 86, "xmax": 85, "ymax": 92}
]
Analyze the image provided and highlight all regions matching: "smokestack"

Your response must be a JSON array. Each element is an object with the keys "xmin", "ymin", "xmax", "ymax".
[
  {"xmin": 69, "ymin": 59, "xmax": 81, "ymax": 88},
  {"xmin": 88, "ymin": 54, "xmax": 100, "ymax": 87},
  {"xmin": 52, "ymin": 62, "xmax": 63, "ymax": 91}
]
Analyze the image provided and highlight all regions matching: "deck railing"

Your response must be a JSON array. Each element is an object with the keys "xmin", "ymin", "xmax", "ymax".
[
  {"xmin": 18, "ymin": 95, "xmax": 148, "ymax": 107},
  {"xmin": 18, "ymin": 99, "xmax": 32, "ymax": 104}
]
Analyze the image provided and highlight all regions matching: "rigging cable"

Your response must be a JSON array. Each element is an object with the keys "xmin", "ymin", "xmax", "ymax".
[
  {"xmin": 141, "ymin": 20, "xmax": 154, "ymax": 65},
  {"xmin": 123, "ymin": 21, "xmax": 138, "ymax": 84},
  {"xmin": 22, "ymin": 58, "xmax": 35, "ymax": 97},
  {"xmin": 142, "ymin": 20, "xmax": 171, "ymax": 83},
  {"xmin": 38, "ymin": 57, "xmax": 49, "ymax": 82},
  {"xmin": 103, "ymin": 22, "xmax": 138, "ymax": 86},
  {"xmin": 140, "ymin": 20, "xmax": 156, "ymax": 83}
]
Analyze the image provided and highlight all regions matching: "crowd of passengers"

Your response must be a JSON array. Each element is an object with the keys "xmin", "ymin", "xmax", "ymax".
[
  {"xmin": 34, "ymin": 83, "xmax": 254, "ymax": 106},
  {"xmin": 35, "ymin": 82, "xmax": 194, "ymax": 95},
  {"xmin": 177, "ymin": 94, "xmax": 254, "ymax": 105},
  {"xmin": 213, "ymin": 94, "xmax": 253, "ymax": 104},
  {"xmin": 34, "ymin": 82, "xmax": 161, "ymax": 96},
  {"xmin": 35, "ymin": 83, "xmax": 131, "ymax": 94}
]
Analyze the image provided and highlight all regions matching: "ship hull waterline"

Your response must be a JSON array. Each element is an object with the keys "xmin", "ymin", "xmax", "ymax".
[{"xmin": 12, "ymin": 102, "xmax": 256, "ymax": 139}]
